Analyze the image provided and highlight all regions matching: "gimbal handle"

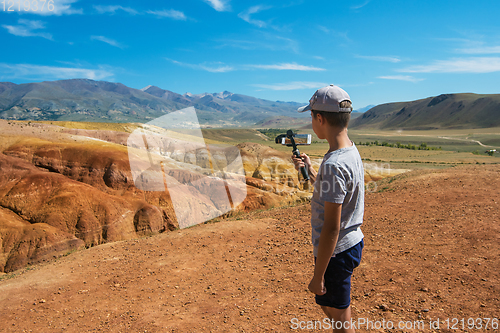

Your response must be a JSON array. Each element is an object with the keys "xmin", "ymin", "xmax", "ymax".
[{"xmin": 287, "ymin": 130, "xmax": 310, "ymax": 181}]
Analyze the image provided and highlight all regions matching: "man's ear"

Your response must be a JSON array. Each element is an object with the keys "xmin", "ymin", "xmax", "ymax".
[{"xmin": 316, "ymin": 112, "xmax": 324, "ymax": 125}]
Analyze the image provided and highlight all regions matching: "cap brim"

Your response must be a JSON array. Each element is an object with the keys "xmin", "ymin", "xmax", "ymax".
[{"xmin": 297, "ymin": 104, "xmax": 311, "ymax": 113}]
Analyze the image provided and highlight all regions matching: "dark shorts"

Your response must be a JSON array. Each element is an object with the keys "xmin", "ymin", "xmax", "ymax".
[{"xmin": 315, "ymin": 239, "xmax": 364, "ymax": 309}]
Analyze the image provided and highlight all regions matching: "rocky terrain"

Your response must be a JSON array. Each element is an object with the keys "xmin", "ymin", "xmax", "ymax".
[
  {"xmin": 0, "ymin": 120, "xmax": 315, "ymax": 273},
  {"xmin": 0, "ymin": 162, "xmax": 498, "ymax": 332},
  {"xmin": 3, "ymin": 119, "xmax": 496, "ymax": 332}
]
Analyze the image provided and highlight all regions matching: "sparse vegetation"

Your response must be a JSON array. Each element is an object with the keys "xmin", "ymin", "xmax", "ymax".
[
  {"xmin": 358, "ymin": 140, "xmax": 441, "ymax": 150},
  {"xmin": 0, "ymin": 264, "xmax": 35, "ymax": 281},
  {"xmin": 256, "ymin": 128, "xmax": 291, "ymax": 140}
]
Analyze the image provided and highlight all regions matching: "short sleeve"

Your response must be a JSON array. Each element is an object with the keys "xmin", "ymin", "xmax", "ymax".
[{"xmin": 317, "ymin": 163, "xmax": 346, "ymax": 204}]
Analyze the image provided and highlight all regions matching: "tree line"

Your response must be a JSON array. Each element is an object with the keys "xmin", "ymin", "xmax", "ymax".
[{"xmin": 358, "ymin": 141, "xmax": 441, "ymax": 151}]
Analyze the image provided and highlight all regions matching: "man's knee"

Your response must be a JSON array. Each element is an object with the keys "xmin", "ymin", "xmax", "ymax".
[
  {"xmin": 321, "ymin": 304, "xmax": 351, "ymax": 320},
  {"xmin": 321, "ymin": 305, "xmax": 355, "ymax": 332}
]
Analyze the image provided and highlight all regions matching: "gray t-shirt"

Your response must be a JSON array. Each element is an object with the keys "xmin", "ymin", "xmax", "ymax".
[{"xmin": 310, "ymin": 143, "xmax": 364, "ymax": 257}]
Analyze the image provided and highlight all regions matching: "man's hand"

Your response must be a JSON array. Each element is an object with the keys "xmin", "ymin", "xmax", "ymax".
[
  {"xmin": 291, "ymin": 153, "xmax": 311, "ymax": 171},
  {"xmin": 308, "ymin": 274, "xmax": 326, "ymax": 295},
  {"xmin": 291, "ymin": 152, "xmax": 317, "ymax": 184}
]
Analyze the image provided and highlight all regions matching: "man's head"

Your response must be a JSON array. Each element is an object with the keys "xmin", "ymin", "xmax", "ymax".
[{"xmin": 298, "ymin": 84, "xmax": 352, "ymax": 129}]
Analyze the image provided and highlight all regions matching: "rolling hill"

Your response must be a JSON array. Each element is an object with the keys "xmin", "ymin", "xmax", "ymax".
[
  {"xmin": 350, "ymin": 93, "xmax": 500, "ymax": 130},
  {"xmin": 0, "ymin": 79, "xmax": 305, "ymax": 127},
  {"xmin": 0, "ymin": 79, "xmax": 182, "ymax": 123},
  {"xmin": 141, "ymin": 85, "xmax": 305, "ymax": 125}
]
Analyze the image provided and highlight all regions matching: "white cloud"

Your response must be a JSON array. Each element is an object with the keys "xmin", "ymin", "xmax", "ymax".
[
  {"xmin": 400, "ymin": 57, "xmax": 500, "ymax": 73},
  {"xmin": 167, "ymin": 59, "xmax": 234, "ymax": 73},
  {"xmin": 441, "ymin": 37, "xmax": 500, "ymax": 55},
  {"xmin": 351, "ymin": 0, "xmax": 371, "ymax": 10},
  {"xmin": 0, "ymin": 63, "xmax": 114, "ymax": 81},
  {"xmin": 248, "ymin": 63, "xmax": 325, "ymax": 71},
  {"xmin": 94, "ymin": 5, "xmax": 188, "ymax": 20},
  {"xmin": 457, "ymin": 46, "xmax": 500, "ymax": 54},
  {"xmin": 317, "ymin": 25, "xmax": 351, "ymax": 43},
  {"xmin": 93, "ymin": 5, "xmax": 138, "ymax": 15},
  {"xmin": 24, "ymin": 0, "xmax": 82, "ymax": 15},
  {"xmin": 356, "ymin": 55, "xmax": 401, "ymax": 63},
  {"xmin": 147, "ymin": 9, "xmax": 187, "ymax": 20},
  {"xmin": 317, "ymin": 25, "xmax": 330, "ymax": 34},
  {"xmin": 252, "ymin": 81, "xmax": 328, "ymax": 91},
  {"xmin": 2, "ymin": 19, "xmax": 53, "ymax": 40},
  {"xmin": 238, "ymin": 5, "xmax": 272, "ymax": 28},
  {"xmin": 198, "ymin": 64, "xmax": 233, "ymax": 73},
  {"xmin": 202, "ymin": 0, "xmax": 230, "ymax": 12},
  {"xmin": 167, "ymin": 59, "xmax": 324, "ymax": 72},
  {"xmin": 216, "ymin": 33, "xmax": 299, "ymax": 53},
  {"xmin": 378, "ymin": 75, "xmax": 424, "ymax": 83},
  {"xmin": 91, "ymin": 36, "xmax": 125, "ymax": 49}
]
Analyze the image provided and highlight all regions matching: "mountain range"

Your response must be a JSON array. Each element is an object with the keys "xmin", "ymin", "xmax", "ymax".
[
  {"xmin": 354, "ymin": 104, "xmax": 375, "ymax": 113},
  {"xmin": 1, "ymin": 79, "xmax": 499, "ymax": 129},
  {"xmin": 351, "ymin": 93, "xmax": 500, "ymax": 130},
  {"xmin": 0, "ymin": 79, "xmax": 304, "ymax": 127}
]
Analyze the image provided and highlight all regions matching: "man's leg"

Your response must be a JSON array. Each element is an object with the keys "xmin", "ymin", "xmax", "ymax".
[
  {"xmin": 317, "ymin": 241, "xmax": 363, "ymax": 333},
  {"xmin": 321, "ymin": 305, "xmax": 354, "ymax": 333}
]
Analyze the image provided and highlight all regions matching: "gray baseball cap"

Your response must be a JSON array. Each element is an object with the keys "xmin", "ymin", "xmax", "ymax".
[{"xmin": 298, "ymin": 84, "xmax": 352, "ymax": 113}]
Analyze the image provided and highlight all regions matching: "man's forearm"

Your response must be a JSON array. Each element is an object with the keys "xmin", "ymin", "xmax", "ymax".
[{"xmin": 308, "ymin": 165, "xmax": 317, "ymax": 184}]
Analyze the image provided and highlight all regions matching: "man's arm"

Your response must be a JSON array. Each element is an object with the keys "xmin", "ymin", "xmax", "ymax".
[
  {"xmin": 306, "ymin": 163, "xmax": 317, "ymax": 184},
  {"xmin": 291, "ymin": 153, "xmax": 317, "ymax": 184},
  {"xmin": 308, "ymin": 201, "xmax": 342, "ymax": 295}
]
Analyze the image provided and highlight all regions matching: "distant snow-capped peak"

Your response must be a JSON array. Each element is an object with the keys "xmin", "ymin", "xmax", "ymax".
[
  {"xmin": 184, "ymin": 91, "xmax": 233, "ymax": 99},
  {"xmin": 213, "ymin": 91, "xmax": 233, "ymax": 99}
]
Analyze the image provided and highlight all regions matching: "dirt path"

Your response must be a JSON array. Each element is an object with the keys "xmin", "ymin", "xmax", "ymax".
[
  {"xmin": 355, "ymin": 131, "xmax": 495, "ymax": 148},
  {"xmin": 0, "ymin": 164, "xmax": 499, "ymax": 332},
  {"xmin": 438, "ymin": 136, "xmax": 493, "ymax": 148}
]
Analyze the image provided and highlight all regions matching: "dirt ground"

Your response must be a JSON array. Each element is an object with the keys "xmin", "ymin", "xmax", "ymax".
[{"xmin": 0, "ymin": 164, "xmax": 499, "ymax": 332}]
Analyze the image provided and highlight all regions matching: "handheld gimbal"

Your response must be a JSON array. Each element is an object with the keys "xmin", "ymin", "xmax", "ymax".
[{"xmin": 275, "ymin": 130, "xmax": 311, "ymax": 181}]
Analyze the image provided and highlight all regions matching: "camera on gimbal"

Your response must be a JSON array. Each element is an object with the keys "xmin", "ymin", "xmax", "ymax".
[{"xmin": 275, "ymin": 130, "xmax": 312, "ymax": 181}]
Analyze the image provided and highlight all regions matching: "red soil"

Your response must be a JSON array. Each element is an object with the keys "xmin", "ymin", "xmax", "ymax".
[{"xmin": 0, "ymin": 164, "xmax": 498, "ymax": 332}]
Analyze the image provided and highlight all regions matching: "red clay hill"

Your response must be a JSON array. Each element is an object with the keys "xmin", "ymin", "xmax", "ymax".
[
  {"xmin": 0, "ymin": 119, "xmax": 499, "ymax": 332},
  {"xmin": 0, "ymin": 120, "xmax": 312, "ymax": 273},
  {"xmin": 0, "ymin": 162, "xmax": 498, "ymax": 332}
]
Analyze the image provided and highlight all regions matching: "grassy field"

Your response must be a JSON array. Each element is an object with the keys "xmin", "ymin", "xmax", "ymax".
[
  {"xmin": 10, "ymin": 119, "xmax": 500, "ymax": 169},
  {"xmin": 200, "ymin": 127, "xmax": 500, "ymax": 169},
  {"xmin": 201, "ymin": 128, "xmax": 271, "ymax": 143},
  {"xmin": 349, "ymin": 128, "xmax": 500, "ymax": 153}
]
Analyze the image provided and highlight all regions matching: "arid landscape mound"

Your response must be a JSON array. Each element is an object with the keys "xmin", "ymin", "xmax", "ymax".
[
  {"xmin": 351, "ymin": 93, "xmax": 500, "ymax": 130},
  {"xmin": 0, "ymin": 120, "xmax": 314, "ymax": 273},
  {"xmin": 0, "ymin": 150, "xmax": 177, "ymax": 272},
  {"xmin": 0, "ymin": 164, "xmax": 498, "ymax": 332}
]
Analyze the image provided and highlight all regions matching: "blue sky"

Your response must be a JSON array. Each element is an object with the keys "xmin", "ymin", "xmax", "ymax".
[{"xmin": 1, "ymin": 0, "xmax": 500, "ymax": 109}]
